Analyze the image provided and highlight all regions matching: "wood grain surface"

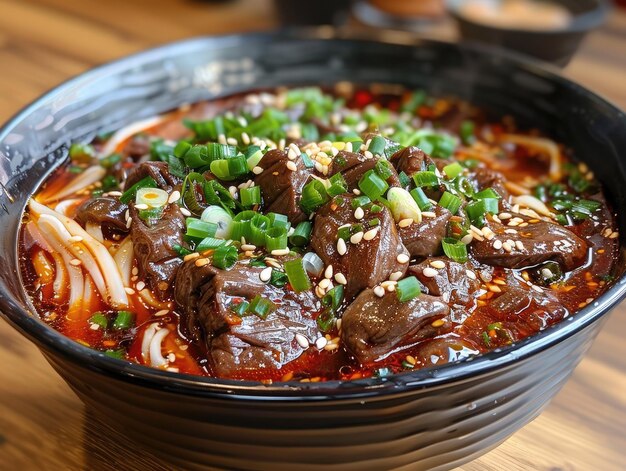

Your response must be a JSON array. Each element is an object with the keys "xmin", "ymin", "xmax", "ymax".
[{"xmin": 0, "ymin": 1, "xmax": 624, "ymax": 469}]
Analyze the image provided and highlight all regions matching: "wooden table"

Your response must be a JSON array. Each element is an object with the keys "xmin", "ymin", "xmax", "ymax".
[{"xmin": 0, "ymin": 1, "xmax": 624, "ymax": 469}]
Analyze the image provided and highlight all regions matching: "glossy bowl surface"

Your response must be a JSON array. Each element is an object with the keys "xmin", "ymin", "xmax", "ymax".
[
  {"xmin": 447, "ymin": 0, "xmax": 610, "ymax": 66},
  {"xmin": 1, "ymin": 30, "xmax": 625, "ymax": 469}
]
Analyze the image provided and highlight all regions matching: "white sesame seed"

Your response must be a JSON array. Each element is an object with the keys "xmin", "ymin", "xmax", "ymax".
[
  {"xmin": 69, "ymin": 258, "xmax": 81, "ymax": 266},
  {"xmin": 397, "ymin": 253, "xmax": 410, "ymax": 264},
  {"xmin": 364, "ymin": 150, "xmax": 374, "ymax": 159},
  {"xmin": 167, "ymin": 191, "xmax": 181, "ymax": 204},
  {"xmin": 352, "ymin": 188, "xmax": 361, "ymax": 195},
  {"xmin": 195, "ymin": 258, "xmax": 210, "ymax": 267},
  {"xmin": 334, "ymin": 273, "xmax": 347, "ymax": 285},
  {"xmin": 493, "ymin": 240, "xmax": 503, "ymax": 250},
  {"xmin": 421, "ymin": 211, "xmax": 436, "ymax": 218},
  {"xmin": 386, "ymin": 284, "xmax": 396, "ymax": 292},
  {"xmin": 252, "ymin": 166, "xmax": 264, "ymax": 175},
  {"xmin": 504, "ymin": 229, "xmax": 518, "ymax": 234},
  {"xmin": 461, "ymin": 233, "xmax": 474, "ymax": 245},
  {"xmin": 180, "ymin": 207, "xmax": 191, "ymax": 217},
  {"xmin": 350, "ymin": 232, "xmax": 364, "ymax": 244},
  {"xmin": 398, "ymin": 218, "xmax": 413, "ymax": 228},
  {"xmin": 260, "ymin": 266, "xmax": 272, "ymax": 282},
  {"xmin": 423, "ymin": 267, "xmax": 438, "ymax": 278},
  {"xmin": 324, "ymin": 265, "xmax": 333, "ymax": 279},
  {"xmin": 337, "ymin": 238, "xmax": 347, "ymax": 255},
  {"xmin": 136, "ymin": 281, "xmax": 146, "ymax": 291},
  {"xmin": 354, "ymin": 207, "xmax": 364, "ymax": 220},
  {"xmin": 131, "ymin": 267, "xmax": 139, "ymax": 276},
  {"xmin": 241, "ymin": 132, "xmax": 250, "ymax": 145},
  {"xmin": 610, "ymin": 231, "xmax": 620, "ymax": 239},
  {"xmin": 125, "ymin": 287, "xmax": 136, "ymax": 295},
  {"xmin": 336, "ymin": 318, "xmax": 342, "ymax": 331},
  {"xmin": 466, "ymin": 270, "xmax": 477, "ymax": 280},
  {"xmin": 515, "ymin": 240, "xmax": 525, "ymax": 251},
  {"xmin": 430, "ymin": 260, "xmax": 446, "ymax": 269},
  {"xmin": 126, "ymin": 218, "xmax": 133, "ymax": 228},
  {"xmin": 499, "ymin": 212, "xmax": 512, "ymax": 220},
  {"xmin": 541, "ymin": 268, "xmax": 553, "ymax": 279},
  {"xmin": 315, "ymin": 337, "xmax": 328, "ymax": 349},
  {"xmin": 135, "ymin": 203, "xmax": 149, "ymax": 210},
  {"xmin": 389, "ymin": 271, "xmax": 403, "ymax": 281},
  {"xmin": 374, "ymin": 286, "xmax": 385, "ymax": 297},
  {"xmin": 89, "ymin": 323, "xmax": 100, "ymax": 331},
  {"xmin": 241, "ymin": 244, "xmax": 256, "ymax": 251},
  {"xmin": 296, "ymin": 334, "xmax": 309, "ymax": 349},
  {"xmin": 271, "ymin": 248, "xmax": 290, "ymax": 256},
  {"xmin": 502, "ymin": 242, "xmax": 513, "ymax": 252},
  {"xmin": 363, "ymin": 228, "xmax": 379, "ymax": 240},
  {"xmin": 531, "ymin": 285, "xmax": 542, "ymax": 293},
  {"xmin": 108, "ymin": 191, "xmax": 123, "ymax": 197},
  {"xmin": 155, "ymin": 309, "xmax": 169, "ymax": 317},
  {"xmin": 217, "ymin": 134, "xmax": 227, "ymax": 145},
  {"xmin": 286, "ymin": 161, "xmax": 297, "ymax": 172}
]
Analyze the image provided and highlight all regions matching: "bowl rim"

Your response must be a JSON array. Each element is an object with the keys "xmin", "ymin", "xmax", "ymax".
[
  {"xmin": 445, "ymin": 0, "xmax": 611, "ymax": 35},
  {"xmin": 1, "ymin": 29, "xmax": 626, "ymax": 401}
]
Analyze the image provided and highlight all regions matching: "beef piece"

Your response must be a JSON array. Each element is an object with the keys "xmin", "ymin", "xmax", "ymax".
[
  {"xmin": 130, "ymin": 203, "xmax": 185, "ymax": 299},
  {"xmin": 389, "ymin": 146, "xmax": 435, "ymax": 178},
  {"xmin": 471, "ymin": 217, "xmax": 588, "ymax": 271},
  {"xmin": 124, "ymin": 161, "xmax": 181, "ymax": 193},
  {"xmin": 174, "ymin": 260, "xmax": 321, "ymax": 377},
  {"xmin": 75, "ymin": 197, "xmax": 129, "ymax": 233},
  {"xmin": 311, "ymin": 195, "xmax": 409, "ymax": 300},
  {"xmin": 123, "ymin": 135, "xmax": 151, "ymax": 160},
  {"xmin": 409, "ymin": 258, "xmax": 480, "ymax": 306},
  {"xmin": 469, "ymin": 167, "xmax": 510, "ymax": 201},
  {"xmin": 254, "ymin": 149, "xmax": 312, "ymax": 224},
  {"xmin": 329, "ymin": 151, "xmax": 400, "ymax": 191},
  {"xmin": 341, "ymin": 289, "xmax": 450, "ymax": 363},
  {"xmin": 398, "ymin": 205, "xmax": 452, "ymax": 257}
]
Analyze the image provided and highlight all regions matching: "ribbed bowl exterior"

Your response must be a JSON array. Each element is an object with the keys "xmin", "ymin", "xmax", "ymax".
[
  {"xmin": 43, "ymin": 320, "xmax": 603, "ymax": 471},
  {"xmin": 1, "ymin": 32, "xmax": 626, "ymax": 471}
]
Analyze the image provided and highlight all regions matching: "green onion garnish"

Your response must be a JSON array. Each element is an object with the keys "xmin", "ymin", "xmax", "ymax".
[
  {"xmin": 186, "ymin": 218, "xmax": 218, "ymax": 240},
  {"xmin": 474, "ymin": 187, "xmax": 501, "ymax": 200},
  {"xmin": 240, "ymin": 186, "xmax": 262, "ymax": 208},
  {"xmin": 351, "ymin": 196, "xmax": 371, "ymax": 208},
  {"xmin": 212, "ymin": 245, "xmax": 238, "ymax": 270},
  {"xmin": 438, "ymin": 191, "xmax": 462, "ymax": 214},
  {"xmin": 265, "ymin": 227, "xmax": 288, "ymax": 252},
  {"xmin": 284, "ymin": 258, "xmax": 311, "ymax": 292},
  {"xmin": 413, "ymin": 171, "xmax": 439, "ymax": 188},
  {"xmin": 248, "ymin": 214, "xmax": 271, "ymax": 246},
  {"xmin": 136, "ymin": 187, "xmax": 168, "ymax": 208},
  {"xmin": 442, "ymin": 237, "xmax": 468, "ymax": 263},
  {"xmin": 112, "ymin": 311, "xmax": 134, "ymax": 330},
  {"xmin": 410, "ymin": 187, "xmax": 433, "ymax": 211},
  {"xmin": 268, "ymin": 212, "xmax": 290, "ymax": 230},
  {"xmin": 368, "ymin": 135, "xmax": 387, "ymax": 156},
  {"xmin": 443, "ymin": 162, "xmax": 464, "ymax": 180},
  {"xmin": 69, "ymin": 143, "xmax": 95, "ymax": 163},
  {"xmin": 104, "ymin": 349, "xmax": 126, "ymax": 360},
  {"xmin": 358, "ymin": 170, "xmax": 389, "ymax": 201},
  {"xmin": 327, "ymin": 173, "xmax": 348, "ymax": 197},
  {"xmin": 300, "ymin": 179, "xmax": 330, "ymax": 214},
  {"xmin": 248, "ymin": 295, "xmax": 276, "ymax": 320},
  {"xmin": 231, "ymin": 300, "xmax": 250, "ymax": 317},
  {"xmin": 465, "ymin": 198, "xmax": 499, "ymax": 227},
  {"xmin": 99, "ymin": 153, "xmax": 122, "ymax": 169},
  {"xmin": 322, "ymin": 285, "xmax": 344, "ymax": 311},
  {"xmin": 316, "ymin": 309, "xmax": 336, "ymax": 333},
  {"xmin": 460, "ymin": 120, "xmax": 476, "ymax": 145},
  {"xmin": 396, "ymin": 276, "xmax": 421, "ymax": 302},
  {"xmin": 120, "ymin": 176, "xmax": 158, "ymax": 204},
  {"xmin": 89, "ymin": 312, "xmax": 108, "ymax": 329},
  {"xmin": 196, "ymin": 237, "xmax": 228, "ymax": 253}
]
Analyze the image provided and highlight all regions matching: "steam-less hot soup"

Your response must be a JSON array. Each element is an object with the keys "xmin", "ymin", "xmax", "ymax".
[{"xmin": 20, "ymin": 85, "xmax": 619, "ymax": 382}]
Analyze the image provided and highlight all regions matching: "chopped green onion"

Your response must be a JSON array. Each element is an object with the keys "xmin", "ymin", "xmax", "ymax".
[
  {"xmin": 186, "ymin": 218, "xmax": 217, "ymax": 240},
  {"xmin": 120, "ymin": 176, "xmax": 157, "ymax": 204},
  {"xmin": 201, "ymin": 205, "xmax": 233, "ymax": 239},
  {"xmin": 369, "ymin": 218, "xmax": 380, "ymax": 227},
  {"xmin": 351, "ymin": 196, "xmax": 371, "ymax": 208},
  {"xmin": 322, "ymin": 285, "xmax": 344, "ymax": 311},
  {"xmin": 248, "ymin": 214, "xmax": 271, "ymax": 246},
  {"xmin": 410, "ymin": 187, "xmax": 433, "ymax": 211},
  {"xmin": 240, "ymin": 186, "xmax": 262, "ymax": 208},
  {"xmin": 438, "ymin": 191, "xmax": 462, "ymax": 214},
  {"xmin": 104, "ymin": 349, "xmax": 125, "ymax": 360},
  {"xmin": 267, "ymin": 213, "xmax": 290, "ymax": 230},
  {"xmin": 231, "ymin": 300, "xmax": 250, "ymax": 317},
  {"xmin": 101, "ymin": 175, "xmax": 119, "ymax": 192},
  {"xmin": 443, "ymin": 162, "xmax": 464, "ymax": 180},
  {"xmin": 370, "ymin": 204, "xmax": 382, "ymax": 213},
  {"xmin": 373, "ymin": 367, "xmax": 393, "ymax": 378},
  {"xmin": 388, "ymin": 187, "xmax": 422, "ymax": 223},
  {"xmin": 212, "ymin": 245, "xmax": 238, "ymax": 270},
  {"xmin": 327, "ymin": 173, "xmax": 348, "ymax": 197},
  {"xmin": 265, "ymin": 227, "xmax": 288, "ymax": 251},
  {"xmin": 245, "ymin": 146, "xmax": 264, "ymax": 170},
  {"xmin": 358, "ymin": 170, "xmax": 389, "ymax": 201},
  {"xmin": 454, "ymin": 175, "xmax": 476, "ymax": 198},
  {"xmin": 368, "ymin": 135, "xmax": 386, "ymax": 156},
  {"xmin": 248, "ymin": 295, "xmax": 276, "ymax": 319},
  {"xmin": 69, "ymin": 143, "xmax": 95, "ymax": 163},
  {"xmin": 300, "ymin": 179, "xmax": 330, "ymax": 214},
  {"xmin": 196, "ymin": 237, "xmax": 228, "ymax": 252},
  {"xmin": 112, "ymin": 311, "xmax": 134, "ymax": 330},
  {"xmin": 413, "ymin": 171, "xmax": 439, "ymax": 188},
  {"xmin": 442, "ymin": 237, "xmax": 468, "ymax": 262},
  {"xmin": 174, "ymin": 140, "xmax": 192, "ymax": 158},
  {"xmin": 284, "ymin": 258, "xmax": 311, "ymax": 292},
  {"xmin": 396, "ymin": 276, "xmax": 421, "ymax": 302},
  {"xmin": 99, "ymin": 153, "xmax": 122, "ymax": 169},
  {"xmin": 466, "ymin": 198, "xmax": 499, "ymax": 227},
  {"xmin": 89, "ymin": 312, "xmax": 108, "ymax": 329},
  {"xmin": 136, "ymin": 187, "xmax": 168, "ymax": 208},
  {"xmin": 300, "ymin": 152, "xmax": 315, "ymax": 168},
  {"xmin": 374, "ymin": 160, "xmax": 394, "ymax": 181},
  {"xmin": 460, "ymin": 120, "xmax": 476, "ymax": 145},
  {"xmin": 398, "ymin": 171, "xmax": 412, "ymax": 188},
  {"xmin": 401, "ymin": 90, "xmax": 427, "ymax": 113},
  {"xmin": 475, "ymin": 188, "xmax": 501, "ymax": 200},
  {"xmin": 316, "ymin": 309, "xmax": 336, "ymax": 333}
]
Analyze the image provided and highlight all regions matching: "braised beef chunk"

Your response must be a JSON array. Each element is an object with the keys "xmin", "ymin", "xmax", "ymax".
[
  {"xmin": 174, "ymin": 260, "xmax": 320, "ymax": 377},
  {"xmin": 398, "ymin": 205, "xmax": 452, "ymax": 257},
  {"xmin": 470, "ymin": 167, "xmax": 510, "ymax": 200},
  {"xmin": 389, "ymin": 146, "xmax": 435, "ymax": 177},
  {"xmin": 130, "ymin": 203, "xmax": 185, "ymax": 298},
  {"xmin": 409, "ymin": 258, "xmax": 480, "ymax": 306},
  {"xmin": 255, "ymin": 149, "xmax": 312, "ymax": 223},
  {"xmin": 471, "ymin": 217, "xmax": 588, "ymax": 271},
  {"xmin": 75, "ymin": 197, "xmax": 129, "ymax": 233},
  {"xmin": 123, "ymin": 135, "xmax": 151, "ymax": 159},
  {"xmin": 124, "ymin": 161, "xmax": 181, "ymax": 192},
  {"xmin": 329, "ymin": 151, "xmax": 400, "ymax": 190},
  {"xmin": 341, "ymin": 289, "xmax": 450, "ymax": 363},
  {"xmin": 311, "ymin": 195, "xmax": 409, "ymax": 300}
]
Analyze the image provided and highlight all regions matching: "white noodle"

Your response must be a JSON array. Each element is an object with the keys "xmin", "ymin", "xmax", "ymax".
[
  {"xmin": 29, "ymin": 199, "xmax": 129, "ymax": 308},
  {"xmin": 26, "ymin": 221, "xmax": 68, "ymax": 301},
  {"xmin": 85, "ymin": 222, "xmax": 104, "ymax": 243},
  {"xmin": 99, "ymin": 115, "xmax": 166, "ymax": 157},
  {"xmin": 137, "ymin": 288, "xmax": 171, "ymax": 311},
  {"xmin": 54, "ymin": 198, "xmax": 83, "ymax": 217},
  {"xmin": 141, "ymin": 323, "xmax": 159, "ymax": 362},
  {"xmin": 500, "ymin": 134, "xmax": 562, "ymax": 181},
  {"xmin": 38, "ymin": 214, "xmax": 108, "ymax": 302},
  {"xmin": 512, "ymin": 195, "xmax": 554, "ymax": 218},
  {"xmin": 42, "ymin": 166, "xmax": 106, "ymax": 203},
  {"xmin": 113, "ymin": 236, "xmax": 133, "ymax": 287},
  {"xmin": 149, "ymin": 327, "xmax": 170, "ymax": 368}
]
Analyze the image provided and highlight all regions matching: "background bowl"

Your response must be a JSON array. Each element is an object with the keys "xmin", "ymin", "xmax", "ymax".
[
  {"xmin": 1, "ymin": 30, "xmax": 625, "ymax": 470},
  {"xmin": 446, "ymin": 0, "xmax": 611, "ymax": 66}
]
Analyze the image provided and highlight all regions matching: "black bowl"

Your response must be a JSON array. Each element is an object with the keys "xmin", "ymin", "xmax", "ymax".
[
  {"xmin": 446, "ymin": 0, "xmax": 611, "ymax": 66},
  {"xmin": 1, "ymin": 30, "xmax": 626, "ymax": 470}
]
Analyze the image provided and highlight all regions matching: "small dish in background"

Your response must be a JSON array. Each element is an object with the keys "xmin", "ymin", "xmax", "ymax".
[{"xmin": 446, "ymin": 0, "xmax": 611, "ymax": 66}]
